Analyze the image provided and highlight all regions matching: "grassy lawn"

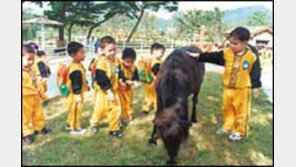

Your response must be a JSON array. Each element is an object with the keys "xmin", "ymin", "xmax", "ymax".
[{"xmin": 22, "ymin": 72, "xmax": 273, "ymax": 165}]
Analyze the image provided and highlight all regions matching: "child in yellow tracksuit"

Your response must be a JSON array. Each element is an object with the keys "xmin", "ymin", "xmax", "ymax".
[
  {"xmin": 117, "ymin": 48, "xmax": 139, "ymax": 125},
  {"xmin": 33, "ymin": 50, "xmax": 51, "ymax": 106},
  {"xmin": 141, "ymin": 43, "xmax": 165, "ymax": 116},
  {"xmin": 65, "ymin": 42, "xmax": 89, "ymax": 135},
  {"xmin": 22, "ymin": 44, "xmax": 49, "ymax": 144},
  {"xmin": 89, "ymin": 36, "xmax": 123, "ymax": 138},
  {"xmin": 187, "ymin": 27, "xmax": 261, "ymax": 141}
]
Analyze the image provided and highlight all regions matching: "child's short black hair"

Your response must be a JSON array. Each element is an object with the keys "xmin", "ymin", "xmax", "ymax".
[
  {"xmin": 67, "ymin": 41, "xmax": 84, "ymax": 56},
  {"xmin": 100, "ymin": 36, "xmax": 116, "ymax": 48},
  {"xmin": 22, "ymin": 44, "xmax": 35, "ymax": 56},
  {"xmin": 122, "ymin": 48, "xmax": 137, "ymax": 60},
  {"xmin": 37, "ymin": 50, "xmax": 46, "ymax": 57},
  {"xmin": 151, "ymin": 43, "xmax": 165, "ymax": 54},
  {"xmin": 229, "ymin": 26, "xmax": 250, "ymax": 42},
  {"xmin": 27, "ymin": 42, "xmax": 39, "ymax": 53}
]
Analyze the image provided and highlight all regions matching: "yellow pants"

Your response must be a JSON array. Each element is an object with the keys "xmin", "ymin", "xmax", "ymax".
[
  {"xmin": 118, "ymin": 89, "xmax": 133, "ymax": 120},
  {"xmin": 142, "ymin": 82, "xmax": 156, "ymax": 112},
  {"xmin": 67, "ymin": 93, "xmax": 84, "ymax": 130},
  {"xmin": 90, "ymin": 90, "xmax": 121, "ymax": 131},
  {"xmin": 222, "ymin": 87, "xmax": 251, "ymax": 136},
  {"xmin": 22, "ymin": 95, "xmax": 45, "ymax": 137}
]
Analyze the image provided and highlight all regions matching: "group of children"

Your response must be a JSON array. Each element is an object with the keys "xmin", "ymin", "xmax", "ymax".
[
  {"xmin": 22, "ymin": 36, "xmax": 166, "ymax": 144},
  {"xmin": 22, "ymin": 26, "xmax": 261, "ymax": 144}
]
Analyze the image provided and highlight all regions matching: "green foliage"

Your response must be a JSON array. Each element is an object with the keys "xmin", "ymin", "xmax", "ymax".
[
  {"xmin": 247, "ymin": 11, "xmax": 271, "ymax": 26},
  {"xmin": 22, "ymin": 8, "xmax": 41, "ymax": 41},
  {"xmin": 173, "ymin": 8, "xmax": 224, "ymax": 41},
  {"xmin": 125, "ymin": 1, "xmax": 178, "ymax": 42}
]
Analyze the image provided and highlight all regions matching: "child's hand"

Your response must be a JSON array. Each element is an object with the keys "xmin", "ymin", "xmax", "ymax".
[
  {"xmin": 253, "ymin": 88, "xmax": 259, "ymax": 98},
  {"xmin": 134, "ymin": 81, "xmax": 141, "ymax": 89},
  {"xmin": 42, "ymin": 78, "xmax": 48, "ymax": 83},
  {"xmin": 186, "ymin": 52, "xmax": 201, "ymax": 58},
  {"xmin": 74, "ymin": 95, "xmax": 82, "ymax": 103},
  {"xmin": 119, "ymin": 81, "xmax": 127, "ymax": 91},
  {"xmin": 107, "ymin": 89, "xmax": 115, "ymax": 101},
  {"xmin": 119, "ymin": 81, "xmax": 127, "ymax": 87},
  {"xmin": 126, "ymin": 80, "xmax": 134, "ymax": 85}
]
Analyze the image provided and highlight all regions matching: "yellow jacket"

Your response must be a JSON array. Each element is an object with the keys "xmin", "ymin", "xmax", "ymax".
[
  {"xmin": 33, "ymin": 56, "xmax": 50, "ymax": 78},
  {"xmin": 150, "ymin": 57, "xmax": 163, "ymax": 77},
  {"xmin": 119, "ymin": 61, "xmax": 137, "ymax": 81},
  {"xmin": 22, "ymin": 69, "xmax": 39, "ymax": 96},
  {"xmin": 222, "ymin": 48, "xmax": 256, "ymax": 89},
  {"xmin": 94, "ymin": 56, "xmax": 121, "ymax": 91},
  {"xmin": 66, "ymin": 62, "xmax": 89, "ymax": 95},
  {"xmin": 199, "ymin": 47, "xmax": 261, "ymax": 89}
]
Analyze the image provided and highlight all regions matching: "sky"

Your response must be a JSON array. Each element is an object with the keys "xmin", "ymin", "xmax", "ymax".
[{"xmin": 22, "ymin": 1, "xmax": 273, "ymax": 20}]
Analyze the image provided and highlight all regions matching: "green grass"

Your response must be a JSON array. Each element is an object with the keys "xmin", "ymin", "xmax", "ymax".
[{"xmin": 22, "ymin": 72, "xmax": 273, "ymax": 165}]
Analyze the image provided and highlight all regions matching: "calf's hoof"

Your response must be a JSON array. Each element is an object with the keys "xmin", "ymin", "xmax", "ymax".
[
  {"xmin": 167, "ymin": 159, "xmax": 177, "ymax": 165},
  {"xmin": 191, "ymin": 118, "xmax": 198, "ymax": 123},
  {"xmin": 148, "ymin": 138, "xmax": 157, "ymax": 145}
]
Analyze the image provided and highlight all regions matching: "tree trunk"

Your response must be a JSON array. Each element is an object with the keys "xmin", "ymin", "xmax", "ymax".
[
  {"xmin": 86, "ymin": 26, "xmax": 96, "ymax": 40},
  {"xmin": 126, "ymin": 9, "xmax": 145, "ymax": 42},
  {"xmin": 58, "ymin": 2, "xmax": 66, "ymax": 41},
  {"xmin": 68, "ymin": 22, "xmax": 75, "ymax": 42},
  {"xmin": 86, "ymin": 13, "xmax": 117, "ymax": 39}
]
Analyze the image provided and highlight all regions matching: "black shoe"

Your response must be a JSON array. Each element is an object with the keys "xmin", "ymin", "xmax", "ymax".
[
  {"xmin": 148, "ymin": 137, "xmax": 157, "ymax": 145},
  {"xmin": 65, "ymin": 124, "xmax": 71, "ymax": 131},
  {"xmin": 90, "ymin": 126, "xmax": 98, "ymax": 133},
  {"xmin": 141, "ymin": 111, "xmax": 149, "ymax": 117},
  {"xmin": 109, "ymin": 131, "xmax": 123, "ymax": 138},
  {"xmin": 35, "ymin": 128, "xmax": 49, "ymax": 135},
  {"xmin": 22, "ymin": 135, "xmax": 34, "ymax": 144},
  {"xmin": 42, "ymin": 101, "xmax": 49, "ymax": 107}
]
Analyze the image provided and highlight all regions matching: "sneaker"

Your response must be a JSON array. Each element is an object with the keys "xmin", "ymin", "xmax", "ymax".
[
  {"xmin": 229, "ymin": 132, "xmax": 243, "ymax": 141},
  {"xmin": 65, "ymin": 124, "xmax": 71, "ymax": 131},
  {"xmin": 216, "ymin": 128, "xmax": 230, "ymax": 135},
  {"xmin": 122, "ymin": 119, "xmax": 133, "ymax": 126},
  {"xmin": 22, "ymin": 135, "xmax": 34, "ymax": 144},
  {"xmin": 70, "ymin": 128, "xmax": 86, "ymax": 135},
  {"xmin": 42, "ymin": 100, "xmax": 49, "ymax": 107},
  {"xmin": 90, "ymin": 126, "xmax": 98, "ymax": 133},
  {"xmin": 128, "ymin": 120, "xmax": 135, "ymax": 125},
  {"xmin": 118, "ymin": 121, "xmax": 123, "ymax": 129},
  {"xmin": 35, "ymin": 128, "xmax": 49, "ymax": 135},
  {"xmin": 148, "ymin": 137, "xmax": 157, "ymax": 145},
  {"xmin": 109, "ymin": 131, "xmax": 123, "ymax": 138},
  {"xmin": 141, "ymin": 111, "xmax": 149, "ymax": 117}
]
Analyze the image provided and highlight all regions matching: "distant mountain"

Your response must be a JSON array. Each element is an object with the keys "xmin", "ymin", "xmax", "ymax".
[
  {"xmin": 155, "ymin": 5, "xmax": 273, "ymax": 31},
  {"xmin": 223, "ymin": 5, "xmax": 272, "ymax": 25}
]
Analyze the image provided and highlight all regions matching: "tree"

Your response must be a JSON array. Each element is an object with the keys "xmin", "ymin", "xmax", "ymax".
[
  {"xmin": 125, "ymin": 1, "xmax": 178, "ymax": 42},
  {"xmin": 85, "ymin": 1, "xmax": 136, "ymax": 40},
  {"xmin": 36, "ymin": 2, "xmax": 132, "ymax": 42},
  {"xmin": 22, "ymin": 7, "xmax": 41, "ymax": 41},
  {"xmin": 247, "ymin": 11, "xmax": 271, "ymax": 26},
  {"xmin": 66, "ymin": 2, "xmax": 103, "ymax": 41},
  {"xmin": 173, "ymin": 8, "xmax": 224, "ymax": 42},
  {"xmin": 42, "ymin": 2, "xmax": 69, "ymax": 41},
  {"xmin": 43, "ymin": 2, "xmax": 101, "ymax": 41},
  {"xmin": 138, "ymin": 11, "xmax": 157, "ymax": 41}
]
